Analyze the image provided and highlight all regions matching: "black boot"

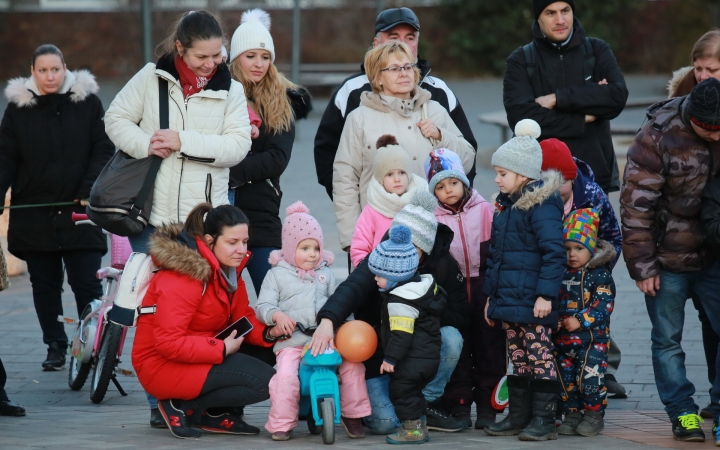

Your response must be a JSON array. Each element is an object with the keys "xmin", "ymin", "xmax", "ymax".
[
  {"xmin": 158, "ymin": 399, "xmax": 201, "ymax": 439},
  {"xmin": 0, "ymin": 399, "xmax": 25, "ymax": 417},
  {"xmin": 518, "ymin": 379, "xmax": 560, "ymax": 441},
  {"xmin": 150, "ymin": 408, "xmax": 168, "ymax": 428},
  {"xmin": 484, "ymin": 376, "xmax": 532, "ymax": 436},
  {"xmin": 42, "ymin": 342, "xmax": 66, "ymax": 371}
]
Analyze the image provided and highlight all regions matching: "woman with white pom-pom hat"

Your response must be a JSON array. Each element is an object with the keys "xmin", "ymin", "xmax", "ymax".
[
  {"xmin": 227, "ymin": 9, "xmax": 313, "ymax": 296},
  {"xmin": 482, "ymin": 118, "xmax": 566, "ymax": 442}
]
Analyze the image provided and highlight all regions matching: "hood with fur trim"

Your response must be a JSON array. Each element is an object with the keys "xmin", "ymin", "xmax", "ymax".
[
  {"xmin": 493, "ymin": 170, "xmax": 564, "ymax": 212},
  {"xmin": 667, "ymin": 66, "xmax": 694, "ymax": 98},
  {"xmin": 360, "ymin": 87, "xmax": 432, "ymax": 115},
  {"xmin": 149, "ymin": 224, "xmax": 213, "ymax": 283},
  {"xmin": 587, "ymin": 239, "xmax": 617, "ymax": 269},
  {"xmin": 4, "ymin": 69, "xmax": 99, "ymax": 108}
]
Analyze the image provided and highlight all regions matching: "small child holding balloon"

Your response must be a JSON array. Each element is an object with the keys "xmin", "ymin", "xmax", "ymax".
[
  {"xmin": 255, "ymin": 201, "xmax": 371, "ymax": 441},
  {"xmin": 368, "ymin": 225, "xmax": 446, "ymax": 445}
]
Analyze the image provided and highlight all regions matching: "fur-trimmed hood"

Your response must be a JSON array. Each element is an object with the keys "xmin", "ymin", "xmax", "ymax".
[
  {"xmin": 493, "ymin": 170, "xmax": 564, "ymax": 212},
  {"xmin": 587, "ymin": 239, "xmax": 617, "ymax": 269},
  {"xmin": 667, "ymin": 66, "xmax": 694, "ymax": 98},
  {"xmin": 4, "ymin": 69, "xmax": 99, "ymax": 108},
  {"xmin": 149, "ymin": 223, "xmax": 213, "ymax": 283}
]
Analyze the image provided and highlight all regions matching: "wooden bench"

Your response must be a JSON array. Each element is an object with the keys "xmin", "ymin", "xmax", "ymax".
[
  {"xmin": 479, "ymin": 96, "xmax": 665, "ymax": 141},
  {"xmin": 275, "ymin": 63, "xmax": 359, "ymax": 87}
]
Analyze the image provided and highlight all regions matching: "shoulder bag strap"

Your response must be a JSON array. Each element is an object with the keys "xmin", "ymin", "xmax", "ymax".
[{"xmin": 129, "ymin": 78, "xmax": 168, "ymax": 220}]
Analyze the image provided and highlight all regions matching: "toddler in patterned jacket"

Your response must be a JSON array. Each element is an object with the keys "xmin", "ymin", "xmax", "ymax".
[{"xmin": 554, "ymin": 208, "xmax": 616, "ymax": 437}]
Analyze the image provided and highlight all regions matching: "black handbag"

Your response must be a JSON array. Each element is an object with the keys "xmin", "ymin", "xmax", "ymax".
[{"xmin": 87, "ymin": 78, "xmax": 169, "ymax": 236}]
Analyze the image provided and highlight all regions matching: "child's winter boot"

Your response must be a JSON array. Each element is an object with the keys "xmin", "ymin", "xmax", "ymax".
[
  {"xmin": 557, "ymin": 411, "xmax": 583, "ymax": 435},
  {"xmin": 576, "ymin": 410, "xmax": 604, "ymax": 437},
  {"xmin": 484, "ymin": 375, "xmax": 532, "ymax": 436},
  {"xmin": 518, "ymin": 379, "xmax": 560, "ymax": 441},
  {"xmin": 386, "ymin": 419, "xmax": 427, "ymax": 445}
]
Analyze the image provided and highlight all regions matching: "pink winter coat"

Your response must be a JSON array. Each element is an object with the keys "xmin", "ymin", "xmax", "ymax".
[
  {"xmin": 434, "ymin": 190, "xmax": 494, "ymax": 278},
  {"xmin": 350, "ymin": 205, "xmax": 393, "ymax": 267}
]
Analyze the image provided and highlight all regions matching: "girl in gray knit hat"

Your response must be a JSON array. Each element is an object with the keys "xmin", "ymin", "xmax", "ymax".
[{"xmin": 483, "ymin": 119, "xmax": 567, "ymax": 442}]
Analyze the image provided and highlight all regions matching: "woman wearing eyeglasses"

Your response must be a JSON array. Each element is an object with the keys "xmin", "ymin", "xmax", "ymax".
[{"xmin": 332, "ymin": 41, "xmax": 474, "ymax": 254}]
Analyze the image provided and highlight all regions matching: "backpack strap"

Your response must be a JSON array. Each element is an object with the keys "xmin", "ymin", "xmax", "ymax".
[
  {"xmin": 128, "ymin": 78, "xmax": 168, "ymax": 221},
  {"xmin": 523, "ymin": 42, "xmax": 538, "ymax": 80},
  {"xmin": 581, "ymin": 37, "xmax": 596, "ymax": 82}
]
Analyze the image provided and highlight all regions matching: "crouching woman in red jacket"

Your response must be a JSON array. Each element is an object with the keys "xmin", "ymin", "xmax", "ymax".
[{"xmin": 132, "ymin": 203, "xmax": 280, "ymax": 439}]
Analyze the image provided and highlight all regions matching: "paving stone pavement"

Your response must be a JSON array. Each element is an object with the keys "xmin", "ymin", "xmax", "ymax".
[{"xmin": 1, "ymin": 76, "xmax": 716, "ymax": 448}]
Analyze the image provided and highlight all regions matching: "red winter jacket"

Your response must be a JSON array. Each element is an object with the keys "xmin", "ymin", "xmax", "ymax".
[{"xmin": 132, "ymin": 224, "xmax": 271, "ymax": 400}]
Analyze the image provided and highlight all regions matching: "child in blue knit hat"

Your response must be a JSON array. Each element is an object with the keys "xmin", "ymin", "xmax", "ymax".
[{"xmin": 368, "ymin": 225, "xmax": 446, "ymax": 445}]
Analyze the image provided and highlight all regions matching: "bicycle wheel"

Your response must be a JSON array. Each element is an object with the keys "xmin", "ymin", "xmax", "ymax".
[
  {"xmin": 68, "ymin": 304, "xmax": 93, "ymax": 391},
  {"xmin": 89, "ymin": 321, "xmax": 122, "ymax": 403}
]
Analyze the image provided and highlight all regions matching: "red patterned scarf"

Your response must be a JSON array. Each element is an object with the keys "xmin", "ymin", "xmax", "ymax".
[{"xmin": 175, "ymin": 55, "xmax": 217, "ymax": 98}]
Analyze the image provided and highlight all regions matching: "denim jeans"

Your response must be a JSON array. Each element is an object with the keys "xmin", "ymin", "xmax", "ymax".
[
  {"xmin": 644, "ymin": 262, "xmax": 720, "ymax": 420},
  {"xmin": 127, "ymin": 224, "xmax": 156, "ymax": 254},
  {"xmin": 363, "ymin": 326, "xmax": 463, "ymax": 434}
]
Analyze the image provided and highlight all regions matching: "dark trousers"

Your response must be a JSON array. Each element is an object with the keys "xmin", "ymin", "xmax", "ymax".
[
  {"xmin": 692, "ymin": 296, "xmax": 720, "ymax": 388},
  {"xmin": 24, "ymin": 250, "xmax": 103, "ymax": 347},
  {"xmin": 0, "ymin": 357, "xmax": 7, "ymax": 401},
  {"xmin": 184, "ymin": 353, "xmax": 276, "ymax": 411},
  {"xmin": 440, "ymin": 276, "xmax": 506, "ymax": 414},
  {"xmin": 555, "ymin": 335, "xmax": 609, "ymax": 414},
  {"xmin": 389, "ymin": 359, "xmax": 438, "ymax": 421},
  {"xmin": 244, "ymin": 246, "xmax": 279, "ymax": 297}
]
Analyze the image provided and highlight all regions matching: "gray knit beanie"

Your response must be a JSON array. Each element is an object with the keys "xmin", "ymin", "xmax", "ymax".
[
  {"xmin": 491, "ymin": 119, "xmax": 543, "ymax": 180},
  {"xmin": 391, "ymin": 191, "xmax": 437, "ymax": 254},
  {"xmin": 373, "ymin": 134, "xmax": 413, "ymax": 183}
]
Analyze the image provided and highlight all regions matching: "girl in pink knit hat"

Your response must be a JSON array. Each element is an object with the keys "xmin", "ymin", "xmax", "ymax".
[{"xmin": 255, "ymin": 201, "xmax": 371, "ymax": 441}]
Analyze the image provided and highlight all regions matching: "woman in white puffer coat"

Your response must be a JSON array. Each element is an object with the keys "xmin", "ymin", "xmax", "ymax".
[{"xmin": 104, "ymin": 10, "xmax": 252, "ymax": 253}]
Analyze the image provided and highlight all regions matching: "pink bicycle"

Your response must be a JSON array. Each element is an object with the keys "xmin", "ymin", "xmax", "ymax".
[{"xmin": 61, "ymin": 212, "xmax": 133, "ymax": 403}]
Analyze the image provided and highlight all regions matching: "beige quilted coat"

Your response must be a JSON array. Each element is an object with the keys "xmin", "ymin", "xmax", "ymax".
[{"xmin": 104, "ymin": 59, "xmax": 251, "ymax": 226}]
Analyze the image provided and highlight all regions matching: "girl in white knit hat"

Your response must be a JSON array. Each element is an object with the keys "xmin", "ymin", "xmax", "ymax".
[
  {"xmin": 349, "ymin": 134, "xmax": 428, "ymax": 267},
  {"xmin": 227, "ymin": 9, "xmax": 313, "ymax": 297},
  {"xmin": 482, "ymin": 119, "xmax": 566, "ymax": 442}
]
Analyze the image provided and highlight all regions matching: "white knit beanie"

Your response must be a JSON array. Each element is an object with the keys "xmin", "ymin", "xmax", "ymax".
[
  {"xmin": 373, "ymin": 134, "xmax": 413, "ymax": 183},
  {"xmin": 230, "ymin": 9, "xmax": 275, "ymax": 63},
  {"xmin": 491, "ymin": 119, "xmax": 543, "ymax": 179},
  {"xmin": 391, "ymin": 191, "xmax": 438, "ymax": 255}
]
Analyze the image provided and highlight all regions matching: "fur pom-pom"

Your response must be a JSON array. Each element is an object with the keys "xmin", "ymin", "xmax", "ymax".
[
  {"xmin": 285, "ymin": 200, "xmax": 309, "ymax": 216},
  {"xmin": 322, "ymin": 250, "xmax": 335, "ymax": 266},
  {"xmin": 390, "ymin": 225, "xmax": 412, "ymax": 245},
  {"xmin": 241, "ymin": 8, "xmax": 271, "ymax": 30},
  {"xmin": 376, "ymin": 134, "xmax": 399, "ymax": 149},
  {"xmin": 268, "ymin": 250, "xmax": 283, "ymax": 266},
  {"xmin": 514, "ymin": 119, "xmax": 541, "ymax": 139},
  {"xmin": 409, "ymin": 191, "xmax": 437, "ymax": 213}
]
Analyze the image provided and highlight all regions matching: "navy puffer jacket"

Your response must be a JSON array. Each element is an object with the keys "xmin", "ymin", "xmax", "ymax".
[{"xmin": 484, "ymin": 170, "xmax": 566, "ymax": 326}]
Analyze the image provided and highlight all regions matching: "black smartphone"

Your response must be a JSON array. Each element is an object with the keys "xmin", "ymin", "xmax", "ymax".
[{"xmin": 215, "ymin": 316, "xmax": 253, "ymax": 340}]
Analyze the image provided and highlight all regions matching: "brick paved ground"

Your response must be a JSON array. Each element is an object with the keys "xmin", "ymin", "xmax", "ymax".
[{"xmin": 1, "ymin": 76, "xmax": 717, "ymax": 449}]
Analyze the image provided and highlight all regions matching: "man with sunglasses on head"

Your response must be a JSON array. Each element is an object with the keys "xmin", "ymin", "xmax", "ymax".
[{"xmin": 313, "ymin": 7, "xmax": 477, "ymax": 199}]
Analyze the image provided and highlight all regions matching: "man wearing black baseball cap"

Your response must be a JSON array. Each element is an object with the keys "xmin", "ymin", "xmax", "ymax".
[
  {"xmin": 622, "ymin": 77, "xmax": 720, "ymax": 443},
  {"xmin": 313, "ymin": 7, "xmax": 477, "ymax": 198}
]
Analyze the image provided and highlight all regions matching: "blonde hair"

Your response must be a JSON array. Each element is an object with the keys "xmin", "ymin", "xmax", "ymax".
[
  {"xmin": 692, "ymin": 30, "xmax": 720, "ymax": 63},
  {"xmin": 364, "ymin": 41, "xmax": 420, "ymax": 94},
  {"xmin": 229, "ymin": 57, "xmax": 299, "ymax": 134}
]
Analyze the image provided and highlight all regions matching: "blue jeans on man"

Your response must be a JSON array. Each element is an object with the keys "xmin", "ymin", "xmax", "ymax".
[
  {"xmin": 645, "ymin": 262, "xmax": 720, "ymax": 420},
  {"xmin": 363, "ymin": 326, "xmax": 463, "ymax": 434}
]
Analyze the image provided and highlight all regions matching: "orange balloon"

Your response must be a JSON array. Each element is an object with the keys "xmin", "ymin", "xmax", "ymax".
[{"xmin": 335, "ymin": 320, "xmax": 378, "ymax": 363}]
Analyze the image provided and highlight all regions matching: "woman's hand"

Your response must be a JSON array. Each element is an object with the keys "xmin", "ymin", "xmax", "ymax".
[
  {"xmin": 533, "ymin": 297, "xmax": 552, "ymax": 319},
  {"xmin": 223, "ymin": 330, "xmax": 244, "ymax": 356},
  {"xmin": 484, "ymin": 299, "xmax": 495, "ymax": 327},
  {"xmin": 380, "ymin": 361, "xmax": 395, "ymax": 374},
  {"xmin": 73, "ymin": 199, "xmax": 89, "ymax": 207},
  {"xmin": 417, "ymin": 119, "xmax": 441, "ymax": 141},
  {"xmin": 272, "ymin": 311, "xmax": 296, "ymax": 336},
  {"xmin": 309, "ymin": 318, "xmax": 335, "ymax": 357},
  {"xmin": 148, "ymin": 129, "xmax": 182, "ymax": 158}
]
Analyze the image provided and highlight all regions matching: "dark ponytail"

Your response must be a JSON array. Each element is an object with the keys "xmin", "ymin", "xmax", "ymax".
[
  {"xmin": 32, "ymin": 44, "xmax": 65, "ymax": 67},
  {"xmin": 158, "ymin": 10, "xmax": 224, "ymax": 57},
  {"xmin": 184, "ymin": 203, "xmax": 249, "ymax": 242}
]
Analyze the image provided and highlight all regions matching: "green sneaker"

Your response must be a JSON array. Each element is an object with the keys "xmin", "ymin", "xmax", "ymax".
[
  {"xmin": 673, "ymin": 413, "xmax": 705, "ymax": 442},
  {"xmin": 386, "ymin": 419, "xmax": 427, "ymax": 445}
]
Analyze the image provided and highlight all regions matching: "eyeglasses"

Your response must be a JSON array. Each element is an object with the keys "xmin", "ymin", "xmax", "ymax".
[{"xmin": 381, "ymin": 63, "xmax": 417, "ymax": 74}]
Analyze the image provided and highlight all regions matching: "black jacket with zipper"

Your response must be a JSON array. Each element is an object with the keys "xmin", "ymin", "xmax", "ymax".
[
  {"xmin": 313, "ymin": 58, "xmax": 478, "ymax": 198},
  {"xmin": 0, "ymin": 70, "xmax": 114, "ymax": 258},
  {"xmin": 316, "ymin": 223, "xmax": 470, "ymax": 379},
  {"xmin": 503, "ymin": 19, "xmax": 628, "ymax": 193},
  {"xmin": 229, "ymin": 88, "xmax": 312, "ymax": 248}
]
